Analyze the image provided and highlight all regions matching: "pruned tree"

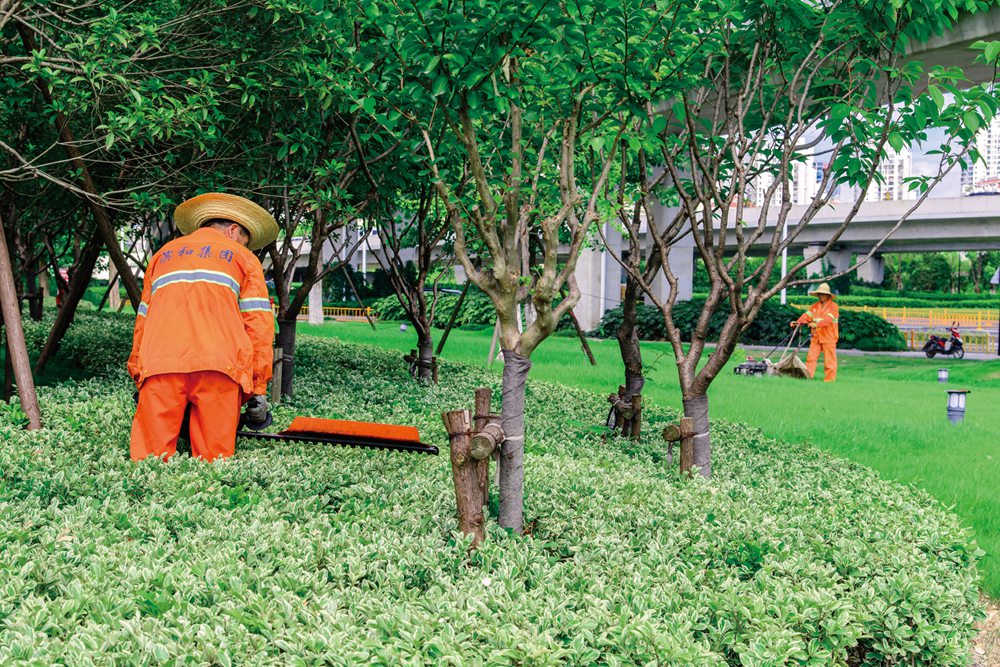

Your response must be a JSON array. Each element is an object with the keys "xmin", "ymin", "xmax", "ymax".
[
  {"xmin": 617, "ymin": 0, "xmax": 1000, "ymax": 477},
  {"xmin": 369, "ymin": 184, "xmax": 454, "ymax": 382},
  {"xmin": 362, "ymin": 0, "xmax": 673, "ymax": 532}
]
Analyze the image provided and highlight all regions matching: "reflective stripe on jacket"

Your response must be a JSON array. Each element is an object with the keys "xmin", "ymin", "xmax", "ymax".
[
  {"xmin": 128, "ymin": 227, "xmax": 275, "ymax": 395},
  {"xmin": 795, "ymin": 299, "xmax": 839, "ymax": 345}
]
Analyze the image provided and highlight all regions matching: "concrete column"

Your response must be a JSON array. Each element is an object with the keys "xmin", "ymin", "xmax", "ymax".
[
  {"xmin": 108, "ymin": 262, "xmax": 121, "ymax": 311},
  {"xmin": 601, "ymin": 223, "xmax": 623, "ymax": 313},
  {"xmin": 645, "ymin": 201, "xmax": 694, "ymax": 306},
  {"xmin": 826, "ymin": 248, "xmax": 852, "ymax": 275},
  {"xmin": 803, "ymin": 243, "xmax": 825, "ymax": 277},
  {"xmin": 574, "ymin": 245, "xmax": 605, "ymax": 331},
  {"xmin": 454, "ymin": 263, "xmax": 468, "ymax": 284},
  {"xmin": 856, "ymin": 253, "xmax": 885, "ymax": 284},
  {"xmin": 308, "ymin": 281, "xmax": 324, "ymax": 325},
  {"xmin": 572, "ymin": 224, "xmax": 624, "ymax": 331}
]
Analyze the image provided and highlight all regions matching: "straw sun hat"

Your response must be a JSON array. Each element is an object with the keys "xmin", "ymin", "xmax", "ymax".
[
  {"xmin": 808, "ymin": 282, "xmax": 836, "ymax": 298},
  {"xmin": 174, "ymin": 193, "xmax": 278, "ymax": 252}
]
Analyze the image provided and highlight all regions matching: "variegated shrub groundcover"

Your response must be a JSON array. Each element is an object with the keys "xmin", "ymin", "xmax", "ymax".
[{"xmin": 0, "ymin": 314, "xmax": 984, "ymax": 665}]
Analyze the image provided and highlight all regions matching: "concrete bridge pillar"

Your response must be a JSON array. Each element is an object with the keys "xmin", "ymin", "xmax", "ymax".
[
  {"xmin": 803, "ymin": 244, "xmax": 825, "ymax": 277},
  {"xmin": 827, "ymin": 248, "xmax": 852, "ymax": 275},
  {"xmin": 645, "ymin": 201, "xmax": 694, "ymax": 307},
  {"xmin": 856, "ymin": 253, "xmax": 885, "ymax": 284},
  {"xmin": 574, "ymin": 223, "xmax": 623, "ymax": 331},
  {"xmin": 308, "ymin": 281, "xmax": 324, "ymax": 324}
]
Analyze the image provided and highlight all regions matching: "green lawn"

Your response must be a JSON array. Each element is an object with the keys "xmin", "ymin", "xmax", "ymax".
[{"xmin": 301, "ymin": 319, "xmax": 1000, "ymax": 597}]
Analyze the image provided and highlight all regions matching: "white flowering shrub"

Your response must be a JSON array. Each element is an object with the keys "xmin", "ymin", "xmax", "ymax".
[{"xmin": 0, "ymin": 316, "xmax": 983, "ymax": 665}]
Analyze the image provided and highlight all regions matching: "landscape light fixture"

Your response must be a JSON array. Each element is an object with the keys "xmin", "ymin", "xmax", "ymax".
[
  {"xmin": 938, "ymin": 368, "xmax": 949, "ymax": 383},
  {"xmin": 399, "ymin": 323, "xmax": 408, "ymax": 333},
  {"xmin": 945, "ymin": 389, "xmax": 970, "ymax": 424}
]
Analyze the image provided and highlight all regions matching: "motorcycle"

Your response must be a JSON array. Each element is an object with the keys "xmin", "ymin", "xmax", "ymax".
[{"xmin": 922, "ymin": 323, "xmax": 965, "ymax": 359}]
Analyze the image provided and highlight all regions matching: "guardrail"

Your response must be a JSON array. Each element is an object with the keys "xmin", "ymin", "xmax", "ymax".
[
  {"xmin": 904, "ymin": 329, "xmax": 997, "ymax": 354},
  {"xmin": 791, "ymin": 303, "xmax": 999, "ymax": 331},
  {"xmin": 272, "ymin": 305, "xmax": 376, "ymax": 321}
]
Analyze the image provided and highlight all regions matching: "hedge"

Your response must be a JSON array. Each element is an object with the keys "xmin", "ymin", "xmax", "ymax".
[
  {"xmin": 593, "ymin": 300, "xmax": 908, "ymax": 351},
  {"xmin": 0, "ymin": 312, "xmax": 983, "ymax": 665},
  {"xmin": 372, "ymin": 290, "xmax": 497, "ymax": 328}
]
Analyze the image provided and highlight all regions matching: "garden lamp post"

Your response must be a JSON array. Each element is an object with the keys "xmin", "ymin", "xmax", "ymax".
[
  {"xmin": 399, "ymin": 323, "xmax": 408, "ymax": 333},
  {"xmin": 946, "ymin": 389, "xmax": 970, "ymax": 424},
  {"xmin": 938, "ymin": 368, "xmax": 949, "ymax": 383}
]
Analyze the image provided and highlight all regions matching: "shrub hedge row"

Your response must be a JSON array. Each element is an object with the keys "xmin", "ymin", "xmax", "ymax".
[
  {"xmin": 593, "ymin": 300, "xmax": 908, "ymax": 351},
  {"xmin": 0, "ymin": 313, "xmax": 983, "ymax": 665}
]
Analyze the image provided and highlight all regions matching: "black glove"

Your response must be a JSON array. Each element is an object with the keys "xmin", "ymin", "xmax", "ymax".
[{"xmin": 242, "ymin": 395, "xmax": 272, "ymax": 431}]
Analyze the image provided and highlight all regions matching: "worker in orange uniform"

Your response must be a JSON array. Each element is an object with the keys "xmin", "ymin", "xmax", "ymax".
[
  {"xmin": 128, "ymin": 193, "xmax": 278, "ymax": 461},
  {"xmin": 791, "ymin": 282, "xmax": 839, "ymax": 382}
]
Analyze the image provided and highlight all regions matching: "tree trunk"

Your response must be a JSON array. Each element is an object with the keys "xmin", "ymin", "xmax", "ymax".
[
  {"xmin": 682, "ymin": 395, "xmax": 711, "ymax": 478},
  {"xmin": 616, "ymin": 278, "xmax": 645, "ymax": 400},
  {"xmin": 416, "ymin": 328, "xmax": 434, "ymax": 382},
  {"xmin": 35, "ymin": 234, "xmax": 102, "ymax": 374},
  {"xmin": 499, "ymin": 349, "xmax": 531, "ymax": 533},
  {"xmin": 0, "ymin": 212, "xmax": 41, "ymax": 429},
  {"xmin": 2, "ymin": 339, "xmax": 13, "ymax": 403},
  {"xmin": 25, "ymin": 258, "xmax": 42, "ymax": 322},
  {"xmin": 276, "ymin": 318, "xmax": 296, "ymax": 400}
]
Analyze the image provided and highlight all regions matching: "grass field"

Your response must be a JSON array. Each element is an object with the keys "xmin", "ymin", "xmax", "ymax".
[{"xmin": 302, "ymin": 320, "xmax": 1000, "ymax": 597}]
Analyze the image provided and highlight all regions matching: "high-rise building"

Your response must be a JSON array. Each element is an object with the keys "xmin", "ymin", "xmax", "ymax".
[
  {"xmin": 961, "ymin": 116, "xmax": 1000, "ymax": 194},
  {"xmin": 863, "ymin": 146, "xmax": 915, "ymax": 201},
  {"xmin": 750, "ymin": 153, "xmax": 817, "ymax": 207}
]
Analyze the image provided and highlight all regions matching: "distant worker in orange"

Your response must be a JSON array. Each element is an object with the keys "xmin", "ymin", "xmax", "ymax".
[
  {"xmin": 128, "ymin": 193, "xmax": 278, "ymax": 461},
  {"xmin": 791, "ymin": 282, "xmax": 840, "ymax": 382}
]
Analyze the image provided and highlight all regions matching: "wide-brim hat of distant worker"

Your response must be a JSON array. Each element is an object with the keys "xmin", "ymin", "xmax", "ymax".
[
  {"xmin": 174, "ymin": 193, "xmax": 278, "ymax": 252},
  {"xmin": 808, "ymin": 282, "xmax": 836, "ymax": 299}
]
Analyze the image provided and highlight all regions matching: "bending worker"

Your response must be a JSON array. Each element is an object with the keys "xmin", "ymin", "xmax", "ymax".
[
  {"xmin": 128, "ymin": 193, "xmax": 278, "ymax": 461},
  {"xmin": 791, "ymin": 282, "xmax": 840, "ymax": 382}
]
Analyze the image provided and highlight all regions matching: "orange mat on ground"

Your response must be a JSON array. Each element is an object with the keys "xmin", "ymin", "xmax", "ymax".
[{"xmin": 280, "ymin": 416, "xmax": 421, "ymax": 443}]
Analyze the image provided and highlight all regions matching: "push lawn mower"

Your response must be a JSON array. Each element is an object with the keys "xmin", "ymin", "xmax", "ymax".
[{"xmin": 733, "ymin": 325, "xmax": 810, "ymax": 379}]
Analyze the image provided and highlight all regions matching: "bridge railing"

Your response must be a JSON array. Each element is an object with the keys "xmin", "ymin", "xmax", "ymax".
[
  {"xmin": 791, "ymin": 303, "xmax": 999, "ymax": 331},
  {"xmin": 904, "ymin": 329, "xmax": 997, "ymax": 354},
  {"xmin": 271, "ymin": 305, "xmax": 376, "ymax": 321},
  {"xmin": 853, "ymin": 305, "xmax": 999, "ymax": 331}
]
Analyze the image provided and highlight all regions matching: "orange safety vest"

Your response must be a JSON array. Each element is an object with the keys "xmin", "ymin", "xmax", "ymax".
[
  {"xmin": 795, "ymin": 299, "xmax": 840, "ymax": 345},
  {"xmin": 127, "ymin": 227, "xmax": 275, "ymax": 395}
]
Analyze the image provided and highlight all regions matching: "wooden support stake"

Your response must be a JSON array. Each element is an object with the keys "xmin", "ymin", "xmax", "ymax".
[
  {"xmin": 487, "ymin": 318, "xmax": 500, "ymax": 366},
  {"xmin": 662, "ymin": 423, "xmax": 682, "ymax": 443},
  {"xmin": 442, "ymin": 409, "xmax": 485, "ymax": 547},
  {"xmin": 436, "ymin": 280, "xmax": 470, "ymax": 356},
  {"xmin": 567, "ymin": 308, "xmax": 597, "ymax": 366},
  {"xmin": 432, "ymin": 357, "xmax": 439, "ymax": 384},
  {"xmin": 629, "ymin": 395, "xmax": 642, "ymax": 439},
  {"xmin": 473, "ymin": 388, "xmax": 492, "ymax": 508},
  {"xmin": 471, "ymin": 422, "xmax": 503, "ymax": 460},
  {"xmin": 679, "ymin": 417, "xmax": 695, "ymax": 478}
]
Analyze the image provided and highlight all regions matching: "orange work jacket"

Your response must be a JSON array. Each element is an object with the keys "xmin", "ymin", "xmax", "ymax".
[
  {"xmin": 128, "ymin": 227, "xmax": 275, "ymax": 396},
  {"xmin": 795, "ymin": 299, "xmax": 840, "ymax": 345}
]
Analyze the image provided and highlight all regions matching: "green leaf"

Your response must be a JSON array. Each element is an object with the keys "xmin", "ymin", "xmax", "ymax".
[
  {"xmin": 928, "ymin": 85, "xmax": 945, "ymax": 111},
  {"xmin": 887, "ymin": 132, "xmax": 904, "ymax": 152},
  {"xmin": 431, "ymin": 76, "xmax": 449, "ymax": 97},
  {"xmin": 652, "ymin": 115, "xmax": 668, "ymax": 134},
  {"xmin": 986, "ymin": 41, "xmax": 1000, "ymax": 64},
  {"xmin": 963, "ymin": 111, "xmax": 981, "ymax": 133}
]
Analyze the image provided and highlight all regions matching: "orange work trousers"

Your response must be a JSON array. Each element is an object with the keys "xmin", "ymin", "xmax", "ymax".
[
  {"xmin": 805, "ymin": 340, "xmax": 838, "ymax": 382},
  {"xmin": 131, "ymin": 370, "xmax": 242, "ymax": 462}
]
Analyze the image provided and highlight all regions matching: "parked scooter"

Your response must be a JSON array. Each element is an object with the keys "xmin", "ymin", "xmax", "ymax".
[{"xmin": 922, "ymin": 323, "xmax": 965, "ymax": 359}]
